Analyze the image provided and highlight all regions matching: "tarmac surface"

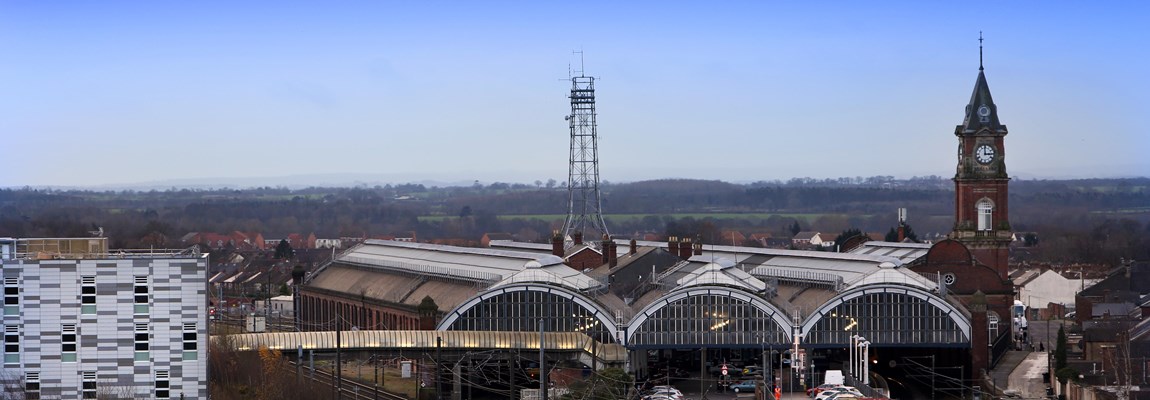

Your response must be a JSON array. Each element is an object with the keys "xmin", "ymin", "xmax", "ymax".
[{"xmin": 1007, "ymin": 351, "xmax": 1050, "ymax": 398}]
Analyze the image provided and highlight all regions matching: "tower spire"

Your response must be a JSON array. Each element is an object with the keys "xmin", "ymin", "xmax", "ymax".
[{"xmin": 979, "ymin": 31, "xmax": 984, "ymax": 71}]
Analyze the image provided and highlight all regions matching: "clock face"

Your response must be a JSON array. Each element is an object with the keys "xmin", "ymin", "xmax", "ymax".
[
  {"xmin": 977, "ymin": 105, "xmax": 990, "ymax": 117},
  {"xmin": 975, "ymin": 144, "xmax": 996, "ymax": 164}
]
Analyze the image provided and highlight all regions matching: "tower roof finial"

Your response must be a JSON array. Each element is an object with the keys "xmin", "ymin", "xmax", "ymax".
[{"xmin": 979, "ymin": 31, "xmax": 984, "ymax": 71}]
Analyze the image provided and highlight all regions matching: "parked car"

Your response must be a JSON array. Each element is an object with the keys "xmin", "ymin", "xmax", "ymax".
[
  {"xmin": 825, "ymin": 395, "xmax": 861, "ymax": 400},
  {"xmin": 742, "ymin": 365, "xmax": 762, "ymax": 376},
  {"xmin": 808, "ymin": 383, "xmax": 844, "ymax": 397},
  {"xmin": 817, "ymin": 387, "xmax": 863, "ymax": 400},
  {"xmin": 730, "ymin": 380, "xmax": 758, "ymax": 393},
  {"xmin": 649, "ymin": 385, "xmax": 682, "ymax": 395},
  {"xmin": 644, "ymin": 386, "xmax": 683, "ymax": 400}
]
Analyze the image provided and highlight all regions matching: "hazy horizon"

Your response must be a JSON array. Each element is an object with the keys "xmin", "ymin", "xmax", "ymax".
[
  {"xmin": 4, "ymin": 2, "xmax": 1148, "ymax": 188},
  {"xmin": 6, "ymin": 170, "xmax": 1149, "ymax": 192}
]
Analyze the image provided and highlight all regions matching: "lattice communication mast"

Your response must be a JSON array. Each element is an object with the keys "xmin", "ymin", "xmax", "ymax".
[{"xmin": 561, "ymin": 72, "xmax": 610, "ymax": 240}]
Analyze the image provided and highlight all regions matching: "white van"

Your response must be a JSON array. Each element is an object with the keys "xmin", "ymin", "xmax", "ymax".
[{"xmin": 824, "ymin": 370, "xmax": 844, "ymax": 386}]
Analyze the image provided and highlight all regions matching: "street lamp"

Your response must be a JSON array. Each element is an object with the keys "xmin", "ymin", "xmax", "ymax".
[
  {"xmin": 849, "ymin": 335, "xmax": 865, "ymax": 380},
  {"xmin": 756, "ymin": 333, "xmax": 769, "ymax": 392},
  {"xmin": 856, "ymin": 340, "xmax": 870, "ymax": 385},
  {"xmin": 762, "ymin": 343, "xmax": 769, "ymax": 392}
]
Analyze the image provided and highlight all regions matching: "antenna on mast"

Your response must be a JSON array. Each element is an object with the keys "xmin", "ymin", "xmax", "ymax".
[{"xmin": 573, "ymin": 49, "xmax": 585, "ymax": 77}]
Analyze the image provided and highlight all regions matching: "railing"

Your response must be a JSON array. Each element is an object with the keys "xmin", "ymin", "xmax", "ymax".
[
  {"xmin": 989, "ymin": 329, "xmax": 1011, "ymax": 368},
  {"xmin": 749, "ymin": 267, "xmax": 843, "ymax": 290},
  {"xmin": 11, "ymin": 246, "xmax": 202, "ymax": 260},
  {"xmin": 844, "ymin": 374, "xmax": 889, "ymax": 398},
  {"xmin": 951, "ymin": 230, "xmax": 1013, "ymax": 240}
]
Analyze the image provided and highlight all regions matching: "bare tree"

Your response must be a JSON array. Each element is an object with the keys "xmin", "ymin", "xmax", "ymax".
[
  {"xmin": 1104, "ymin": 331, "xmax": 1135, "ymax": 400},
  {"xmin": 0, "ymin": 370, "xmax": 26, "ymax": 400}
]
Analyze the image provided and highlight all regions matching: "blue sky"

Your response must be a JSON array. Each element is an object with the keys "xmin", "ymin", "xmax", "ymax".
[{"xmin": 2, "ymin": 1, "xmax": 1147, "ymax": 187}]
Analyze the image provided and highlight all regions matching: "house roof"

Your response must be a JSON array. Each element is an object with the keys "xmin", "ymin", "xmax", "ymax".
[
  {"xmin": 1080, "ymin": 261, "xmax": 1150, "ymax": 299},
  {"xmin": 793, "ymin": 231, "xmax": 819, "ymax": 241},
  {"xmin": 1090, "ymin": 302, "xmax": 1139, "ymax": 319},
  {"xmin": 483, "ymin": 233, "xmax": 514, "ymax": 241}
]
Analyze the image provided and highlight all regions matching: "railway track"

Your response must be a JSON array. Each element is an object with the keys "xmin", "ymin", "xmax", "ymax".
[{"xmin": 286, "ymin": 361, "xmax": 407, "ymax": 400}]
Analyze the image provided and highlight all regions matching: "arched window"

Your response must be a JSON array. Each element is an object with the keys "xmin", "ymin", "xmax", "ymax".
[{"xmin": 977, "ymin": 198, "xmax": 995, "ymax": 231}]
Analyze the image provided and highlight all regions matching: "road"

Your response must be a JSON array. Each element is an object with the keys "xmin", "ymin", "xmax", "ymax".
[
  {"xmin": 1007, "ymin": 351, "xmax": 1049, "ymax": 398},
  {"xmin": 1025, "ymin": 318, "xmax": 1072, "ymax": 353}
]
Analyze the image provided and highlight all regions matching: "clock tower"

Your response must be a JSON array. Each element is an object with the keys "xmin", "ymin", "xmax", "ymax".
[{"xmin": 950, "ymin": 41, "xmax": 1012, "ymax": 281}]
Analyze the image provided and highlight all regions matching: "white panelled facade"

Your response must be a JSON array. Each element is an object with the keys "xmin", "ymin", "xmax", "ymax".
[{"xmin": 1, "ymin": 255, "xmax": 208, "ymax": 399}]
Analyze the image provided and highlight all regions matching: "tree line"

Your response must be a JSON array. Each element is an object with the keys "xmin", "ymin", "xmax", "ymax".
[{"xmin": 1, "ymin": 177, "xmax": 1147, "ymax": 265}]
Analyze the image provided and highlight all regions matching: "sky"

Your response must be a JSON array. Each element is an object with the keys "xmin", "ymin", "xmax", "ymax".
[{"xmin": 2, "ymin": 1, "xmax": 1148, "ymax": 188}]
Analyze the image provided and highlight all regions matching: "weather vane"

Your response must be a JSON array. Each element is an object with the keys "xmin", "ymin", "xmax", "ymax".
[{"xmin": 979, "ymin": 31, "xmax": 984, "ymax": 71}]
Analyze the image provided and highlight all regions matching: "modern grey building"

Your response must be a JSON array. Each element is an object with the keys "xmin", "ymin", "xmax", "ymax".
[{"xmin": 1, "ymin": 238, "xmax": 209, "ymax": 399}]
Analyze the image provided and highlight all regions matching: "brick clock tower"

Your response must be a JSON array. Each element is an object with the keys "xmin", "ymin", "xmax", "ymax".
[
  {"xmin": 913, "ymin": 39, "xmax": 1018, "ymax": 376},
  {"xmin": 949, "ymin": 47, "xmax": 1012, "ymax": 281}
]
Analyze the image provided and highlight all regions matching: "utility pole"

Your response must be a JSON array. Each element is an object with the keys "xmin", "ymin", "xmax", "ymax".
[
  {"xmin": 930, "ymin": 354, "xmax": 935, "ymax": 400},
  {"xmin": 436, "ymin": 336, "xmax": 443, "ymax": 400},
  {"xmin": 540, "ymin": 319, "xmax": 547, "ymax": 400},
  {"xmin": 335, "ymin": 312, "xmax": 342, "ymax": 400}
]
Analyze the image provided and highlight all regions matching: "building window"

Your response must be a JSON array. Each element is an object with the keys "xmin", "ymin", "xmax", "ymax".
[
  {"xmin": 62, "ymin": 324, "xmax": 77, "ymax": 362},
  {"xmin": 81, "ymin": 371, "xmax": 97, "ymax": 399},
  {"xmin": 155, "ymin": 370, "xmax": 170, "ymax": 399},
  {"xmin": 183, "ymin": 323, "xmax": 198, "ymax": 361},
  {"xmin": 134, "ymin": 276, "xmax": 149, "ymax": 314},
  {"xmin": 3, "ymin": 325, "xmax": 17, "ymax": 365},
  {"xmin": 134, "ymin": 324, "xmax": 149, "ymax": 362},
  {"xmin": 81, "ymin": 276, "xmax": 96, "ymax": 315},
  {"xmin": 977, "ymin": 199, "xmax": 994, "ymax": 231},
  {"xmin": 3, "ymin": 277, "xmax": 17, "ymax": 316},
  {"xmin": 25, "ymin": 372, "xmax": 40, "ymax": 400},
  {"xmin": 989, "ymin": 313, "xmax": 999, "ymax": 339}
]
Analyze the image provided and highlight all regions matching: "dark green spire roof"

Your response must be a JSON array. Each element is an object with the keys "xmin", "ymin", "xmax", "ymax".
[{"xmin": 957, "ymin": 69, "xmax": 1008, "ymax": 136}]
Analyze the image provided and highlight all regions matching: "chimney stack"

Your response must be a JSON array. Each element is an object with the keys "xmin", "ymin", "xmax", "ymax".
[
  {"xmin": 629, "ymin": 239, "xmax": 637, "ymax": 255},
  {"xmin": 609, "ymin": 241, "xmax": 618, "ymax": 268},
  {"xmin": 679, "ymin": 237, "xmax": 693, "ymax": 259},
  {"xmin": 693, "ymin": 241, "xmax": 703, "ymax": 256},
  {"xmin": 601, "ymin": 234, "xmax": 611, "ymax": 265},
  {"xmin": 668, "ymin": 236, "xmax": 678, "ymax": 255},
  {"xmin": 573, "ymin": 231, "xmax": 583, "ymax": 245},
  {"xmin": 551, "ymin": 231, "xmax": 564, "ymax": 258}
]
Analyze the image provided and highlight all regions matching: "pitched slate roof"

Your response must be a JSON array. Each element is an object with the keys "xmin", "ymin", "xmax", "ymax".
[{"xmin": 957, "ymin": 69, "xmax": 1009, "ymax": 136}]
